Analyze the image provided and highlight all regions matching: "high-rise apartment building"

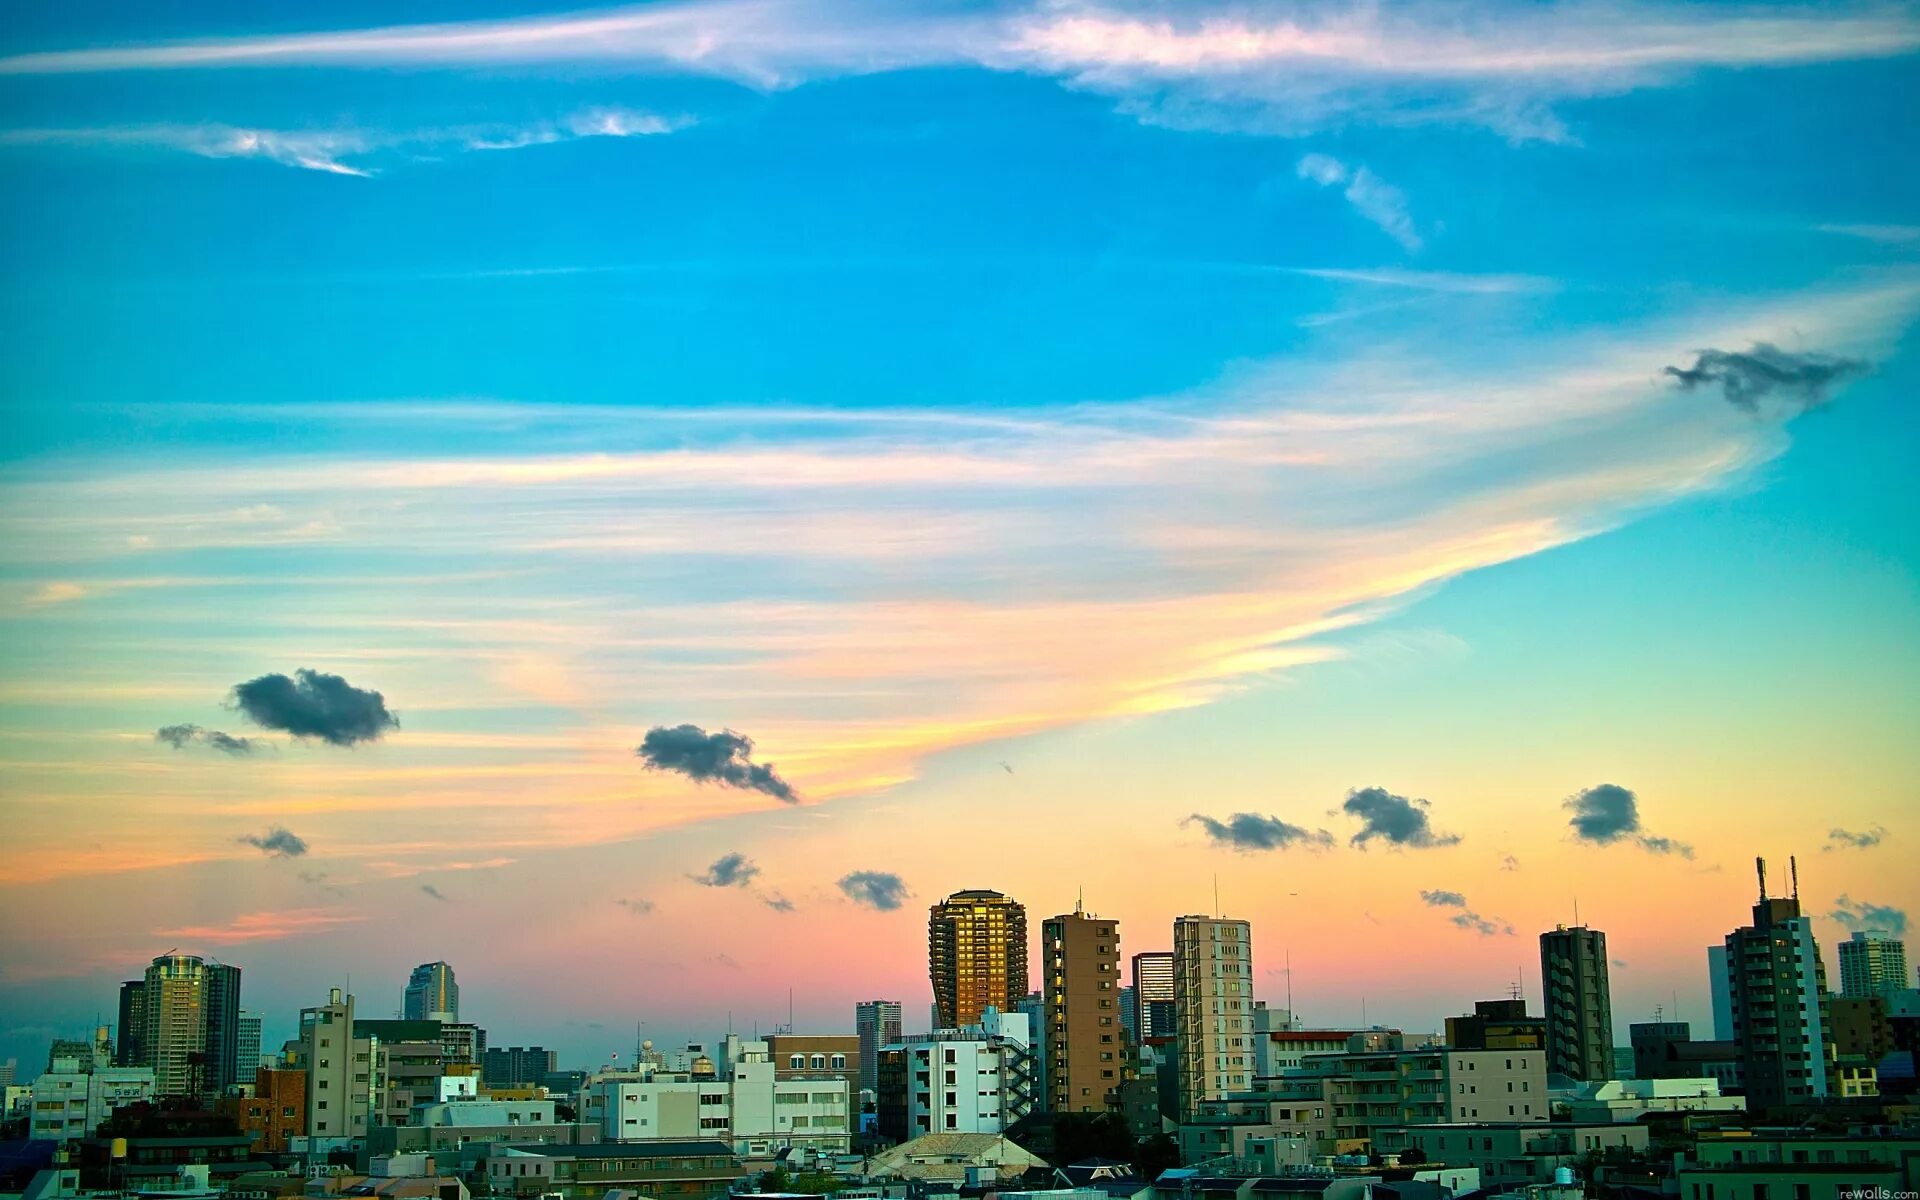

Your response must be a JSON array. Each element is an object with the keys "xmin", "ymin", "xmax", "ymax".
[
  {"xmin": 1722, "ymin": 857, "xmax": 1831, "ymax": 1108},
  {"xmin": 1172, "ymin": 914, "xmax": 1253, "ymax": 1118},
  {"xmin": 116, "ymin": 979, "xmax": 146, "ymax": 1068},
  {"xmin": 855, "ymin": 1001, "xmax": 902, "ymax": 1094},
  {"xmin": 142, "ymin": 953, "xmax": 212, "ymax": 1098},
  {"xmin": 204, "ymin": 963, "xmax": 244, "ymax": 1093},
  {"xmin": 1042, "ymin": 907, "xmax": 1123, "ymax": 1113},
  {"xmin": 483, "ymin": 1045, "xmax": 560, "ymax": 1088},
  {"xmin": 236, "ymin": 1010, "xmax": 263, "ymax": 1079},
  {"xmin": 929, "ymin": 890, "xmax": 1028, "ymax": 1029},
  {"xmin": 1131, "ymin": 951, "xmax": 1176, "ymax": 1040},
  {"xmin": 404, "ymin": 962, "xmax": 459, "ymax": 1021},
  {"xmin": 299, "ymin": 987, "xmax": 371, "ymax": 1146},
  {"xmin": 1838, "ymin": 931, "xmax": 1910, "ymax": 1000},
  {"xmin": 1540, "ymin": 925, "xmax": 1614, "ymax": 1082}
]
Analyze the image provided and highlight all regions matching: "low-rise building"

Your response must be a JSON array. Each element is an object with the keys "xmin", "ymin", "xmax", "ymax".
[
  {"xmin": 483, "ymin": 1139, "xmax": 740, "ymax": 1200},
  {"xmin": 1374, "ymin": 1121, "xmax": 1648, "ymax": 1190},
  {"xmin": 27, "ymin": 1029, "xmax": 155, "ymax": 1143},
  {"xmin": 1559, "ymin": 1078, "xmax": 1745, "ymax": 1123},
  {"xmin": 583, "ymin": 1037, "xmax": 849, "ymax": 1156},
  {"xmin": 875, "ymin": 1010, "xmax": 1036, "ymax": 1142},
  {"xmin": 217, "ymin": 1067, "xmax": 307, "ymax": 1153},
  {"xmin": 1676, "ymin": 1131, "xmax": 1920, "ymax": 1200}
]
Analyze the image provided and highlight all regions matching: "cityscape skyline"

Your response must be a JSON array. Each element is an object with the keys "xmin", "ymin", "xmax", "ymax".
[{"xmin": 1, "ymin": 0, "xmax": 1916, "ymax": 1086}]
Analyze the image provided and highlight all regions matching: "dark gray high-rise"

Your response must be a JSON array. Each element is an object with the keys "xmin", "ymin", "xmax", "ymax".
[
  {"xmin": 1540, "ymin": 924, "xmax": 1613, "ymax": 1082},
  {"xmin": 204, "ymin": 963, "xmax": 244, "ymax": 1092}
]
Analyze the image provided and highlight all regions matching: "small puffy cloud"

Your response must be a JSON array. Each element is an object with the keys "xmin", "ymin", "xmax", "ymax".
[
  {"xmin": 689, "ymin": 852, "xmax": 759, "ymax": 888},
  {"xmin": 1563, "ymin": 784, "xmax": 1693, "ymax": 858},
  {"xmin": 1500, "ymin": 853, "xmax": 1521, "ymax": 872},
  {"xmin": 1826, "ymin": 826, "xmax": 1888, "ymax": 851},
  {"xmin": 1830, "ymin": 896, "xmax": 1908, "ymax": 938},
  {"xmin": 156, "ymin": 723, "xmax": 262, "ymax": 755},
  {"xmin": 615, "ymin": 897, "xmax": 655, "ymax": 914},
  {"xmin": 1296, "ymin": 153, "xmax": 1422, "ymax": 252},
  {"xmin": 839, "ymin": 871, "xmax": 911, "ymax": 911},
  {"xmin": 420, "ymin": 883, "xmax": 450, "ymax": 902},
  {"xmin": 762, "ymin": 891, "xmax": 796, "ymax": 913},
  {"xmin": 231, "ymin": 668, "xmax": 398, "ymax": 746},
  {"xmin": 1665, "ymin": 342, "xmax": 1866, "ymax": 414},
  {"xmin": 1344, "ymin": 786, "xmax": 1461, "ymax": 849},
  {"xmin": 1420, "ymin": 888, "xmax": 1468, "ymax": 908},
  {"xmin": 238, "ymin": 826, "xmax": 308, "ymax": 857},
  {"xmin": 1185, "ymin": 812, "xmax": 1335, "ymax": 852},
  {"xmin": 1451, "ymin": 910, "xmax": 1515, "ymax": 937},
  {"xmin": 637, "ymin": 724, "xmax": 796, "ymax": 802}
]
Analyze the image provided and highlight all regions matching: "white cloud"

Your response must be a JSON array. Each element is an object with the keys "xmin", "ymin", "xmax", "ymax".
[{"xmin": 1296, "ymin": 154, "xmax": 1422, "ymax": 252}]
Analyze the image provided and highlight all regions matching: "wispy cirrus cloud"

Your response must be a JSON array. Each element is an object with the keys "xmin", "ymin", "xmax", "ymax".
[
  {"xmin": 0, "ymin": 108, "xmax": 687, "ymax": 175},
  {"xmin": 3, "ymin": 2, "xmax": 1916, "ymax": 141},
  {"xmin": 153, "ymin": 907, "xmax": 364, "ymax": 943},
  {"xmin": 1297, "ymin": 154, "xmax": 1421, "ymax": 252}
]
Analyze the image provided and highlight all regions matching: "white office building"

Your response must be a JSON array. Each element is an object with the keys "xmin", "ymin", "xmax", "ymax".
[{"xmin": 584, "ymin": 1036, "xmax": 849, "ymax": 1155}]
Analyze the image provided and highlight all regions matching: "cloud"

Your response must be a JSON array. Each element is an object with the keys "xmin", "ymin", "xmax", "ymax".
[
  {"xmin": 1500, "ymin": 853, "xmax": 1521, "ymax": 872},
  {"xmin": 155, "ymin": 723, "xmax": 262, "ymax": 755},
  {"xmin": 153, "ymin": 907, "xmax": 363, "ymax": 943},
  {"xmin": 1830, "ymin": 896, "xmax": 1908, "ymax": 938},
  {"xmin": 230, "ymin": 668, "xmax": 398, "ymax": 746},
  {"xmin": 1344, "ymin": 787, "xmax": 1461, "ymax": 849},
  {"xmin": 420, "ymin": 883, "xmax": 450, "ymax": 901},
  {"xmin": 1826, "ymin": 825, "xmax": 1888, "ymax": 851},
  {"xmin": 1612, "ymin": 958, "xmax": 1628, "ymax": 968},
  {"xmin": 23, "ymin": 581, "xmax": 89, "ymax": 606},
  {"xmin": 615, "ymin": 897, "xmax": 656, "ymax": 914},
  {"xmin": 839, "ymin": 870, "xmax": 911, "ymax": 910},
  {"xmin": 1562, "ymin": 783, "xmax": 1694, "ymax": 858},
  {"xmin": 1296, "ymin": 154, "xmax": 1421, "ymax": 251},
  {"xmin": 1, "ymin": 110, "xmax": 688, "ymax": 175},
  {"xmin": 762, "ymin": 890, "xmax": 796, "ymax": 912},
  {"xmin": 1664, "ymin": 342, "xmax": 1868, "ymax": 414},
  {"xmin": 637, "ymin": 724, "xmax": 797, "ymax": 802},
  {"xmin": 238, "ymin": 826, "xmax": 308, "ymax": 857},
  {"xmin": 1818, "ymin": 223, "xmax": 1920, "ymax": 245},
  {"xmin": 1185, "ymin": 812, "xmax": 1336, "ymax": 852},
  {"xmin": 689, "ymin": 851, "xmax": 759, "ymax": 888},
  {"xmin": 1420, "ymin": 888, "xmax": 1468, "ymax": 907},
  {"xmin": 1451, "ymin": 910, "xmax": 1515, "ymax": 937}
]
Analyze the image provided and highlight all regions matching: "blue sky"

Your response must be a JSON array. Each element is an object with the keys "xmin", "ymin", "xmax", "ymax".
[{"xmin": 0, "ymin": 0, "xmax": 1916, "ymax": 1069}]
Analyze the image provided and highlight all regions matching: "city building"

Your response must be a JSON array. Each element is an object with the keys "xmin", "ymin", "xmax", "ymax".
[
  {"xmin": 855, "ymin": 1001, "xmax": 903, "ymax": 1096},
  {"xmin": 1627, "ymin": 1020, "xmax": 1690, "ymax": 1081},
  {"xmin": 483, "ymin": 1139, "xmax": 741, "ymax": 1200},
  {"xmin": 404, "ymin": 962, "xmax": 459, "ymax": 1022},
  {"xmin": 1250, "ymin": 1024, "xmax": 1377, "ymax": 1084},
  {"xmin": 1559, "ymin": 1077, "xmax": 1745, "ymax": 1123},
  {"xmin": 875, "ymin": 1009, "xmax": 1035, "ymax": 1141},
  {"xmin": 203, "ymin": 962, "xmax": 244, "ymax": 1094},
  {"xmin": 484, "ymin": 1046, "xmax": 560, "ymax": 1089},
  {"xmin": 141, "ymin": 954, "xmax": 212, "ymax": 1098},
  {"xmin": 1625, "ymin": 1021, "xmax": 1741, "ymax": 1093},
  {"xmin": 582, "ymin": 1036, "xmax": 850, "ymax": 1156},
  {"xmin": 26, "ymin": 1028, "xmax": 156, "ymax": 1142},
  {"xmin": 235, "ymin": 1011, "xmax": 263, "ymax": 1081},
  {"xmin": 218, "ymin": 1066, "xmax": 307, "ymax": 1153},
  {"xmin": 116, "ymin": 980, "xmax": 146, "ymax": 1068},
  {"xmin": 1374, "ymin": 1121, "xmax": 1649, "ymax": 1190},
  {"xmin": 1706, "ymin": 944, "xmax": 1733, "ymax": 1040},
  {"xmin": 1676, "ymin": 1131, "xmax": 1920, "ymax": 1200},
  {"xmin": 1131, "ymin": 952, "xmax": 1176, "ymax": 1041},
  {"xmin": 1042, "ymin": 906, "xmax": 1124, "ymax": 1113},
  {"xmin": 1721, "ymin": 857, "xmax": 1831, "ymax": 1108},
  {"xmin": 1839, "ymin": 930, "xmax": 1911, "ymax": 1000},
  {"xmin": 1539, "ymin": 925, "xmax": 1613, "ymax": 1082},
  {"xmin": 930, "ymin": 890, "xmax": 1029, "ymax": 1029},
  {"xmin": 297, "ymin": 987, "xmax": 371, "ymax": 1148},
  {"xmin": 1172, "ymin": 915, "xmax": 1254, "ymax": 1118},
  {"xmin": 1445, "ymin": 1000, "xmax": 1545, "ymax": 1052}
]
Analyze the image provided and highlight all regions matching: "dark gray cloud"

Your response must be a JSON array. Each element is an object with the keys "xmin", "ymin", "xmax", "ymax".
[
  {"xmin": 1185, "ymin": 812, "xmax": 1335, "ymax": 852},
  {"xmin": 420, "ymin": 883, "xmax": 450, "ymax": 902},
  {"xmin": 1664, "ymin": 342, "xmax": 1866, "ymax": 414},
  {"xmin": 1826, "ymin": 825, "xmax": 1888, "ymax": 851},
  {"xmin": 1830, "ymin": 896, "xmax": 1908, "ymax": 938},
  {"xmin": 1451, "ymin": 910, "xmax": 1515, "ymax": 937},
  {"xmin": 238, "ymin": 826, "xmax": 308, "ymax": 857},
  {"xmin": 1563, "ymin": 783, "xmax": 1694, "ymax": 858},
  {"xmin": 688, "ymin": 852, "xmax": 759, "ymax": 888},
  {"xmin": 636, "ymin": 724, "xmax": 796, "ymax": 802},
  {"xmin": 1344, "ymin": 787, "xmax": 1461, "ymax": 849},
  {"xmin": 1500, "ymin": 853, "xmax": 1521, "ymax": 872},
  {"xmin": 155, "ymin": 723, "xmax": 262, "ymax": 755},
  {"xmin": 762, "ymin": 891, "xmax": 796, "ymax": 913},
  {"xmin": 839, "ymin": 871, "xmax": 911, "ymax": 911},
  {"xmin": 299, "ymin": 870, "xmax": 344, "ymax": 895},
  {"xmin": 1420, "ymin": 888, "xmax": 1468, "ymax": 908},
  {"xmin": 1612, "ymin": 958, "xmax": 1629, "ymax": 969},
  {"xmin": 614, "ymin": 897, "xmax": 655, "ymax": 915},
  {"xmin": 230, "ymin": 669, "xmax": 397, "ymax": 746}
]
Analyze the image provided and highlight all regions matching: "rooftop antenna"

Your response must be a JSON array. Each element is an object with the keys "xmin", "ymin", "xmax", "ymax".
[
  {"xmin": 1285, "ymin": 949, "xmax": 1294, "ymax": 1025},
  {"xmin": 1790, "ymin": 856, "xmax": 1800, "ymax": 901},
  {"xmin": 1076, "ymin": 885, "xmax": 1084, "ymax": 916},
  {"xmin": 1361, "ymin": 995, "xmax": 1368, "ymax": 1027},
  {"xmin": 1756, "ymin": 856, "xmax": 1767, "ymax": 901},
  {"xmin": 1573, "ymin": 897, "xmax": 1580, "ymax": 927},
  {"xmin": 1213, "ymin": 874, "xmax": 1220, "ymax": 917}
]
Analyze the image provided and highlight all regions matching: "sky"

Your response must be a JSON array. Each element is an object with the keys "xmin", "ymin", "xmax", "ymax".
[{"xmin": 0, "ymin": 0, "xmax": 1916, "ymax": 1073}]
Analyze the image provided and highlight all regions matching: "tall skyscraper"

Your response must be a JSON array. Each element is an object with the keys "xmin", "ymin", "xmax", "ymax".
[
  {"xmin": 1722, "ymin": 857, "xmax": 1831, "ymax": 1108},
  {"xmin": 141, "ymin": 953, "xmax": 211, "ymax": 1097},
  {"xmin": 1540, "ymin": 924, "xmax": 1614, "ymax": 1082},
  {"xmin": 1838, "ymin": 930, "xmax": 1910, "ymax": 1000},
  {"xmin": 855, "ymin": 1001, "xmax": 903, "ymax": 1094},
  {"xmin": 116, "ymin": 979, "xmax": 147, "ymax": 1067},
  {"xmin": 236, "ymin": 1010, "xmax": 263, "ymax": 1077},
  {"xmin": 203, "ymin": 962, "xmax": 244, "ymax": 1092},
  {"xmin": 1131, "ymin": 951, "xmax": 1176, "ymax": 1040},
  {"xmin": 1042, "ymin": 906, "xmax": 1122, "ymax": 1113},
  {"xmin": 929, "ymin": 890, "xmax": 1028, "ymax": 1029},
  {"xmin": 404, "ymin": 962, "xmax": 459, "ymax": 1021},
  {"xmin": 1706, "ymin": 945, "xmax": 1733, "ymax": 1040},
  {"xmin": 1172, "ymin": 914, "xmax": 1253, "ymax": 1118}
]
